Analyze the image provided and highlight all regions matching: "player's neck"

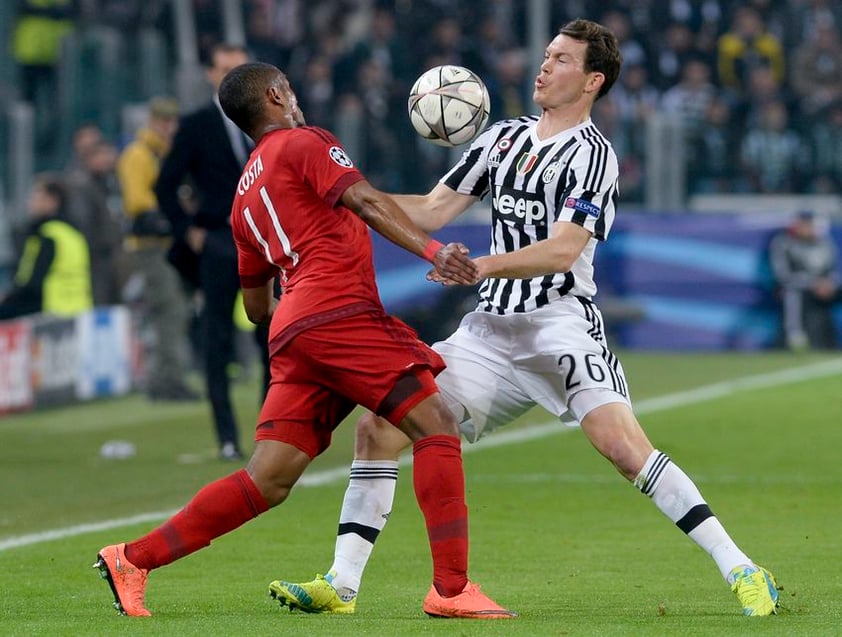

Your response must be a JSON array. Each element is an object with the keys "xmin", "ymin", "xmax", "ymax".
[{"xmin": 535, "ymin": 105, "xmax": 592, "ymax": 140}]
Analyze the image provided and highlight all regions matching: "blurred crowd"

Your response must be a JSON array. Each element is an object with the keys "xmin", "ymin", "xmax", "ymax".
[
  {"xmin": 2, "ymin": 0, "xmax": 840, "ymax": 354},
  {"xmin": 8, "ymin": 0, "xmax": 842, "ymax": 201},
  {"xmin": 5, "ymin": 0, "xmax": 842, "ymax": 273}
]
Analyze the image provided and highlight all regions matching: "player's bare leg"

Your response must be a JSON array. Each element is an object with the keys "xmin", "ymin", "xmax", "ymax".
[
  {"xmin": 580, "ymin": 400, "xmax": 779, "ymax": 616},
  {"xmin": 95, "ymin": 440, "xmax": 310, "ymax": 616}
]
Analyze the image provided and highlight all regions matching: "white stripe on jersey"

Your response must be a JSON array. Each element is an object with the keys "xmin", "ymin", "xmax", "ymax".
[
  {"xmin": 260, "ymin": 186, "xmax": 300, "ymax": 267},
  {"xmin": 243, "ymin": 206, "xmax": 273, "ymax": 262},
  {"xmin": 443, "ymin": 116, "xmax": 619, "ymax": 314}
]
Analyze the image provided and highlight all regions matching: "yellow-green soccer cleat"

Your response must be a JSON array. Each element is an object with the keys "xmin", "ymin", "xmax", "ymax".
[
  {"xmin": 730, "ymin": 565, "xmax": 779, "ymax": 616},
  {"xmin": 269, "ymin": 574, "xmax": 356, "ymax": 614}
]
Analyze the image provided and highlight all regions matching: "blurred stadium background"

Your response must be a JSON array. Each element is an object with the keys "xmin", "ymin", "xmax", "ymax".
[{"xmin": 1, "ymin": 0, "xmax": 842, "ymax": 413}]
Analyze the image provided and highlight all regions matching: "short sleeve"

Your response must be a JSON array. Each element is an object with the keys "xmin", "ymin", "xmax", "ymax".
[
  {"xmin": 295, "ymin": 128, "xmax": 365, "ymax": 207},
  {"xmin": 441, "ymin": 124, "xmax": 497, "ymax": 198},
  {"xmin": 555, "ymin": 141, "xmax": 619, "ymax": 241}
]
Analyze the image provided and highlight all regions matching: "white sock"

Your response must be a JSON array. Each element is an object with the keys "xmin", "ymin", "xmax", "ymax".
[
  {"xmin": 634, "ymin": 450, "xmax": 752, "ymax": 581},
  {"xmin": 326, "ymin": 460, "xmax": 398, "ymax": 599}
]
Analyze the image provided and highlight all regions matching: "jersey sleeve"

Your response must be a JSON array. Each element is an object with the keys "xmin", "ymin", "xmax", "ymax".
[
  {"xmin": 231, "ymin": 204, "xmax": 279, "ymax": 288},
  {"xmin": 440, "ymin": 123, "xmax": 498, "ymax": 198},
  {"xmin": 295, "ymin": 127, "xmax": 365, "ymax": 207},
  {"xmin": 555, "ymin": 140, "xmax": 619, "ymax": 241}
]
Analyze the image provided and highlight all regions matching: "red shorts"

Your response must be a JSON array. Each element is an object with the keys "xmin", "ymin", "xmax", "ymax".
[{"xmin": 256, "ymin": 309, "xmax": 445, "ymax": 458}]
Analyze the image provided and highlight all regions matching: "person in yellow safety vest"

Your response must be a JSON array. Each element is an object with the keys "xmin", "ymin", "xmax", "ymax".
[
  {"xmin": 11, "ymin": 0, "xmax": 77, "ymax": 151},
  {"xmin": 0, "ymin": 173, "xmax": 92, "ymax": 320}
]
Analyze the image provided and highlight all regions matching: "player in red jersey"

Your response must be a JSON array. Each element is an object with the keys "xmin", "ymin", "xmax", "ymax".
[{"xmin": 93, "ymin": 61, "xmax": 515, "ymax": 620}]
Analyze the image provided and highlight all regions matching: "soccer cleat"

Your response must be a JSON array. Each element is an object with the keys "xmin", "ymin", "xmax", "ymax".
[
  {"xmin": 422, "ymin": 580, "xmax": 517, "ymax": 619},
  {"xmin": 730, "ymin": 564, "xmax": 779, "ymax": 616},
  {"xmin": 93, "ymin": 543, "xmax": 151, "ymax": 617},
  {"xmin": 269, "ymin": 574, "xmax": 357, "ymax": 614}
]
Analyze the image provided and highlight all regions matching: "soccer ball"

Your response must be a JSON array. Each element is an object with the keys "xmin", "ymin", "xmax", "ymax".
[{"xmin": 408, "ymin": 65, "xmax": 490, "ymax": 147}]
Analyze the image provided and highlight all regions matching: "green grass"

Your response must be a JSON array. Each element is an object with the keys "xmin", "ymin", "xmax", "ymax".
[{"xmin": 1, "ymin": 351, "xmax": 841, "ymax": 636}]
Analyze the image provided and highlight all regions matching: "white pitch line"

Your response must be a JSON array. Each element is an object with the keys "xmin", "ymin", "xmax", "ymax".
[{"xmin": 2, "ymin": 357, "xmax": 841, "ymax": 553}]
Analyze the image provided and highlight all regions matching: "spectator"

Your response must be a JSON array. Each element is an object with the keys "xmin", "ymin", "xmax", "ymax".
[
  {"xmin": 769, "ymin": 210, "xmax": 841, "ymax": 350},
  {"xmin": 781, "ymin": 0, "xmax": 842, "ymax": 52},
  {"xmin": 155, "ymin": 43, "xmax": 270, "ymax": 461},
  {"xmin": 65, "ymin": 123, "xmax": 105, "ymax": 171},
  {"xmin": 66, "ymin": 138, "xmax": 127, "ymax": 306},
  {"xmin": 789, "ymin": 19, "xmax": 842, "ymax": 118},
  {"xmin": 489, "ymin": 48, "xmax": 531, "ymax": 121},
  {"xmin": 11, "ymin": 0, "xmax": 78, "ymax": 154},
  {"xmin": 717, "ymin": 5, "xmax": 784, "ymax": 98},
  {"xmin": 809, "ymin": 99, "xmax": 842, "ymax": 192},
  {"xmin": 0, "ymin": 173, "xmax": 92, "ymax": 320},
  {"xmin": 333, "ymin": 6, "xmax": 412, "ymax": 100},
  {"xmin": 660, "ymin": 57, "xmax": 718, "ymax": 148},
  {"xmin": 611, "ymin": 61, "xmax": 659, "ymax": 149},
  {"xmin": 651, "ymin": 21, "xmax": 706, "ymax": 91},
  {"xmin": 601, "ymin": 9, "xmax": 648, "ymax": 69},
  {"xmin": 734, "ymin": 64, "xmax": 795, "ymax": 131},
  {"xmin": 117, "ymin": 96, "xmax": 199, "ymax": 402},
  {"xmin": 688, "ymin": 95, "xmax": 745, "ymax": 194},
  {"xmin": 296, "ymin": 55, "xmax": 335, "ymax": 130},
  {"xmin": 740, "ymin": 100, "xmax": 810, "ymax": 193}
]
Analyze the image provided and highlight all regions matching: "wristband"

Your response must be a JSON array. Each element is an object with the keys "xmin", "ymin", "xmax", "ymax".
[{"xmin": 422, "ymin": 239, "xmax": 445, "ymax": 263}]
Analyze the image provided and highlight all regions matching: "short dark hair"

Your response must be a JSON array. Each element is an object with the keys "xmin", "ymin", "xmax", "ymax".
[
  {"xmin": 559, "ymin": 19, "xmax": 622, "ymax": 100},
  {"xmin": 33, "ymin": 172, "xmax": 68, "ymax": 212},
  {"xmin": 218, "ymin": 62, "xmax": 282, "ymax": 134}
]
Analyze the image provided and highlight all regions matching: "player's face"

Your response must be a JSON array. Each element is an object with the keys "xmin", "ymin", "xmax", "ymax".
[
  {"xmin": 533, "ymin": 34, "xmax": 601, "ymax": 109},
  {"xmin": 276, "ymin": 77, "xmax": 306, "ymax": 127}
]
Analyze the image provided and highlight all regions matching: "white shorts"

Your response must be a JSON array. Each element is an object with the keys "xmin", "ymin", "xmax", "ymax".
[{"xmin": 432, "ymin": 296, "xmax": 632, "ymax": 443}]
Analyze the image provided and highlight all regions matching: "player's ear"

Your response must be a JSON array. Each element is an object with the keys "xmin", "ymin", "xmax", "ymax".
[
  {"xmin": 267, "ymin": 85, "xmax": 283, "ymax": 105},
  {"xmin": 586, "ymin": 72, "xmax": 605, "ymax": 95}
]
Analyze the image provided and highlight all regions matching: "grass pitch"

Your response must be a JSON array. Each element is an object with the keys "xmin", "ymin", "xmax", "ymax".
[{"xmin": 1, "ymin": 352, "xmax": 841, "ymax": 636}]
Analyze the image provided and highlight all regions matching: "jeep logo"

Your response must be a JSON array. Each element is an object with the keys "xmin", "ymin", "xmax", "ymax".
[{"xmin": 494, "ymin": 184, "xmax": 547, "ymax": 225}]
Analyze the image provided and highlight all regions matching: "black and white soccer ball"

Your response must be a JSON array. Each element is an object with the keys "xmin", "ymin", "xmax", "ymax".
[{"xmin": 407, "ymin": 65, "xmax": 491, "ymax": 147}]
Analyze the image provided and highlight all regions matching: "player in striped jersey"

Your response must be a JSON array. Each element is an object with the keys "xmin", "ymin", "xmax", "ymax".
[{"xmin": 274, "ymin": 19, "xmax": 779, "ymax": 617}]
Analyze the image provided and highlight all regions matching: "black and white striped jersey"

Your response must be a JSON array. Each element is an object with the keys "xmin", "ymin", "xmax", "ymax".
[{"xmin": 442, "ymin": 115, "xmax": 619, "ymax": 314}]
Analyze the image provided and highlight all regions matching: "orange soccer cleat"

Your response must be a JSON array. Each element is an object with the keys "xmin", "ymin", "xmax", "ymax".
[
  {"xmin": 422, "ymin": 580, "xmax": 517, "ymax": 619},
  {"xmin": 93, "ymin": 543, "xmax": 151, "ymax": 617}
]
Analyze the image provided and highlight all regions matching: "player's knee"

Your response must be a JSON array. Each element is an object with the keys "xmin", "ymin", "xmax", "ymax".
[
  {"xmin": 354, "ymin": 412, "xmax": 408, "ymax": 458},
  {"xmin": 246, "ymin": 474, "xmax": 291, "ymax": 507},
  {"xmin": 582, "ymin": 404, "xmax": 651, "ymax": 480},
  {"xmin": 399, "ymin": 395, "xmax": 460, "ymax": 441}
]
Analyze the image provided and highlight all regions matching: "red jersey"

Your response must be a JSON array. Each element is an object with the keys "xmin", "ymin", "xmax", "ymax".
[{"xmin": 230, "ymin": 126, "xmax": 381, "ymax": 350}]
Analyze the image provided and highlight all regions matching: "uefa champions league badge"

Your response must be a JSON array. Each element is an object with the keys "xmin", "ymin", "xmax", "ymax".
[{"xmin": 329, "ymin": 146, "xmax": 354, "ymax": 167}]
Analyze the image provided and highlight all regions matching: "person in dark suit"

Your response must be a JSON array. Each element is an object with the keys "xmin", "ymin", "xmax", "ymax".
[{"xmin": 156, "ymin": 43, "xmax": 271, "ymax": 461}]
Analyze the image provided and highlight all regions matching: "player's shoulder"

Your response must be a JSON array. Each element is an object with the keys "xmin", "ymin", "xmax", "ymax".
[
  {"xmin": 575, "ymin": 122, "xmax": 618, "ymax": 161},
  {"xmin": 292, "ymin": 125, "xmax": 342, "ymax": 145},
  {"xmin": 486, "ymin": 115, "xmax": 538, "ymax": 136}
]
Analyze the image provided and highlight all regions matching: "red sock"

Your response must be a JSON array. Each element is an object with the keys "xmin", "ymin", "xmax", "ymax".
[
  {"xmin": 125, "ymin": 469, "xmax": 269, "ymax": 570},
  {"xmin": 412, "ymin": 434, "xmax": 468, "ymax": 597}
]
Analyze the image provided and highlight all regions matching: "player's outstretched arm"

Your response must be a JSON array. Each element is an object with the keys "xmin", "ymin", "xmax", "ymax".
[
  {"xmin": 475, "ymin": 220, "xmax": 592, "ymax": 280},
  {"xmin": 390, "ymin": 183, "xmax": 477, "ymax": 232},
  {"xmin": 341, "ymin": 179, "xmax": 479, "ymax": 285}
]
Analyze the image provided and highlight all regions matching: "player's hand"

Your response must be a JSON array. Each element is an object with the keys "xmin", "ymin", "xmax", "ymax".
[
  {"xmin": 430, "ymin": 242, "xmax": 479, "ymax": 285},
  {"xmin": 187, "ymin": 226, "xmax": 207, "ymax": 253}
]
